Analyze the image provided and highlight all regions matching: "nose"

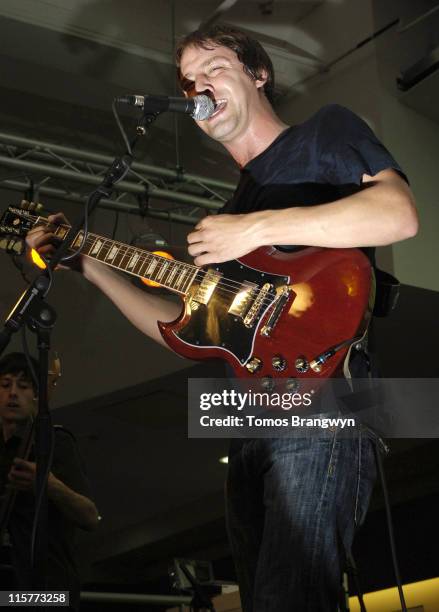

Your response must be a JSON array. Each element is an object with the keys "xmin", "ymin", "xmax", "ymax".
[
  {"xmin": 195, "ymin": 74, "xmax": 213, "ymax": 96},
  {"xmin": 9, "ymin": 382, "xmax": 18, "ymax": 397}
]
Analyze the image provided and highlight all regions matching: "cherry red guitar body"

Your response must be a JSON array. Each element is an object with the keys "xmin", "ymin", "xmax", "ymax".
[{"xmin": 158, "ymin": 246, "xmax": 373, "ymax": 382}]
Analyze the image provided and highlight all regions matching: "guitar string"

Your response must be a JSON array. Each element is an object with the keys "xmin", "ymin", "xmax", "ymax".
[
  {"xmin": 22, "ymin": 214, "xmax": 279, "ymax": 309},
  {"xmin": 24, "ymin": 213, "xmax": 267, "ymax": 295},
  {"xmin": 77, "ymin": 234, "xmax": 280, "ymax": 308},
  {"xmin": 21, "ymin": 214, "xmax": 281, "ymax": 307},
  {"xmin": 41, "ymin": 224, "xmax": 280, "ymax": 310}
]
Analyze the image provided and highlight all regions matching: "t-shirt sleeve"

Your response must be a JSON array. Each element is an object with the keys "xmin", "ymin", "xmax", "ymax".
[
  {"xmin": 316, "ymin": 104, "xmax": 408, "ymax": 185},
  {"xmin": 51, "ymin": 427, "xmax": 94, "ymax": 500}
]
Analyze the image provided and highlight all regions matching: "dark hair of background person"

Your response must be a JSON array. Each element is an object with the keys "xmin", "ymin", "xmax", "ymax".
[
  {"xmin": 175, "ymin": 25, "xmax": 275, "ymax": 105},
  {"xmin": 0, "ymin": 352, "xmax": 39, "ymax": 393}
]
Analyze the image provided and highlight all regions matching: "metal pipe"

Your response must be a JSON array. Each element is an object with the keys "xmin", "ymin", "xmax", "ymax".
[
  {"xmin": 0, "ymin": 155, "xmax": 222, "ymax": 210},
  {"xmin": 0, "ymin": 180, "xmax": 199, "ymax": 226},
  {"xmin": 81, "ymin": 591, "xmax": 192, "ymax": 605},
  {"xmin": 0, "ymin": 131, "xmax": 236, "ymax": 192},
  {"xmin": 0, "ymin": 147, "xmax": 223, "ymax": 199}
]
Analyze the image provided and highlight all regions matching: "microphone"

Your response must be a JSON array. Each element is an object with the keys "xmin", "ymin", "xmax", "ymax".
[{"xmin": 117, "ymin": 94, "xmax": 215, "ymax": 121}]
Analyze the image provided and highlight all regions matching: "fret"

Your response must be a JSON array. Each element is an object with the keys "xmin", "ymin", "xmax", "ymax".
[
  {"xmin": 132, "ymin": 252, "xmax": 146, "ymax": 276},
  {"xmin": 54, "ymin": 225, "xmax": 70, "ymax": 240},
  {"xmin": 112, "ymin": 244, "xmax": 127, "ymax": 268},
  {"xmin": 182, "ymin": 267, "xmax": 198, "ymax": 293},
  {"xmin": 137, "ymin": 257, "xmax": 149, "ymax": 278},
  {"xmin": 145, "ymin": 258, "xmax": 158, "ymax": 277},
  {"xmin": 174, "ymin": 264, "xmax": 188, "ymax": 291},
  {"xmin": 166, "ymin": 263, "xmax": 179, "ymax": 287},
  {"xmin": 72, "ymin": 231, "xmax": 84, "ymax": 250},
  {"xmin": 155, "ymin": 260, "xmax": 168, "ymax": 282},
  {"xmin": 127, "ymin": 251, "xmax": 140, "ymax": 270},
  {"xmin": 96, "ymin": 239, "xmax": 110, "ymax": 261},
  {"xmin": 119, "ymin": 247, "xmax": 134, "ymax": 270},
  {"xmin": 105, "ymin": 244, "xmax": 119, "ymax": 262},
  {"xmin": 90, "ymin": 238, "xmax": 103, "ymax": 256}
]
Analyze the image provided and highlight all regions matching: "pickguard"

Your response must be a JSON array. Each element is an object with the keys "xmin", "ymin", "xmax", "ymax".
[{"xmin": 174, "ymin": 259, "xmax": 289, "ymax": 364}]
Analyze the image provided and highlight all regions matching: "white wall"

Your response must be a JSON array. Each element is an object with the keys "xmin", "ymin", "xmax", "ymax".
[{"xmin": 276, "ymin": 21, "xmax": 439, "ymax": 291}]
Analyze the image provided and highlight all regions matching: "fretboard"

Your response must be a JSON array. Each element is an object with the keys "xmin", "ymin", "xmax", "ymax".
[{"xmin": 46, "ymin": 220, "xmax": 198, "ymax": 295}]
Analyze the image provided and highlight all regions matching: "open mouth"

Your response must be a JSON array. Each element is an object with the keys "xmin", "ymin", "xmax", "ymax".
[{"xmin": 209, "ymin": 99, "xmax": 227, "ymax": 120}]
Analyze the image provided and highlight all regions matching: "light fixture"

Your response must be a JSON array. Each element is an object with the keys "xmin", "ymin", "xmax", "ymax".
[{"xmin": 30, "ymin": 248, "xmax": 47, "ymax": 269}]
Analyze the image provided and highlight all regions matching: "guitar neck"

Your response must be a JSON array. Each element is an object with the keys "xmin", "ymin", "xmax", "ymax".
[{"xmin": 41, "ymin": 217, "xmax": 197, "ymax": 295}]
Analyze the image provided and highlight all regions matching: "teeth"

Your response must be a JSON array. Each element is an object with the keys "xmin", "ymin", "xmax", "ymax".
[{"xmin": 212, "ymin": 99, "xmax": 227, "ymax": 117}]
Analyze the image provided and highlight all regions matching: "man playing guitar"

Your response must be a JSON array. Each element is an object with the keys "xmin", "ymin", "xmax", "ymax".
[{"xmin": 27, "ymin": 25, "xmax": 418, "ymax": 611}]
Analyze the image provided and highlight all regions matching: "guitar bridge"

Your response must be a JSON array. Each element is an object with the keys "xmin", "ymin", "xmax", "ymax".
[
  {"xmin": 243, "ymin": 283, "xmax": 273, "ymax": 328},
  {"xmin": 260, "ymin": 286, "xmax": 292, "ymax": 336}
]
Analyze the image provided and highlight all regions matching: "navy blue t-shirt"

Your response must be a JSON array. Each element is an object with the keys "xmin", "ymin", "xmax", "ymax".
[
  {"xmin": 221, "ymin": 105, "xmax": 406, "ymax": 388},
  {"xmin": 221, "ymin": 104, "xmax": 406, "ymax": 266}
]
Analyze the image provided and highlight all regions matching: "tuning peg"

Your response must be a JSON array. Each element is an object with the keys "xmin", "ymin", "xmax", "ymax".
[{"xmin": 20, "ymin": 199, "xmax": 44, "ymax": 212}]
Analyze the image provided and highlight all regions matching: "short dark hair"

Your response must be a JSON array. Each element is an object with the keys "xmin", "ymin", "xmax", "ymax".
[
  {"xmin": 0, "ymin": 352, "xmax": 38, "ymax": 391},
  {"xmin": 175, "ymin": 25, "xmax": 275, "ymax": 105}
]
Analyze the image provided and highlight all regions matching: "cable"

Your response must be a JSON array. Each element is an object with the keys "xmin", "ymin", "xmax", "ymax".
[
  {"xmin": 111, "ymin": 210, "xmax": 120, "ymax": 240},
  {"xmin": 30, "ymin": 420, "xmax": 55, "ymax": 575},
  {"xmin": 21, "ymin": 327, "xmax": 39, "ymax": 392},
  {"xmin": 374, "ymin": 442, "xmax": 408, "ymax": 612},
  {"xmin": 112, "ymin": 99, "xmax": 132, "ymax": 156}
]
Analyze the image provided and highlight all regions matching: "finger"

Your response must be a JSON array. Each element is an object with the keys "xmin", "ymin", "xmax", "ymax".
[
  {"xmin": 9, "ymin": 472, "xmax": 31, "ymax": 485},
  {"xmin": 35, "ymin": 245, "xmax": 55, "ymax": 257},
  {"xmin": 28, "ymin": 232, "xmax": 60, "ymax": 249},
  {"xmin": 26, "ymin": 227, "xmax": 46, "ymax": 246},
  {"xmin": 13, "ymin": 458, "xmax": 34, "ymax": 469},
  {"xmin": 48, "ymin": 212, "xmax": 69, "ymax": 226},
  {"xmin": 194, "ymin": 254, "xmax": 215, "ymax": 266},
  {"xmin": 187, "ymin": 230, "xmax": 203, "ymax": 245},
  {"xmin": 187, "ymin": 243, "xmax": 207, "ymax": 257}
]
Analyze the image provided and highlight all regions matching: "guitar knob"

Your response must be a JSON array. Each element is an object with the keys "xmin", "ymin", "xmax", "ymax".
[
  {"xmin": 246, "ymin": 357, "xmax": 262, "ymax": 374},
  {"xmin": 295, "ymin": 356, "xmax": 309, "ymax": 374},
  {"xmin": 286, "ymin": 378, "xmax": 300, "ymax": 392},
  {"xmin": 261, "ymin": 376, "xmax": 274, "ymax": 392},
  {"xmin": 272, "ymin": 355, "xmax": 287, "ymax": 372}
]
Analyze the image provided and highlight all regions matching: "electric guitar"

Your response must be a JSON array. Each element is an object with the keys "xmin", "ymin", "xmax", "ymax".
[{"xmin": 0, "ymin": 203, "xmax": 373, "ymax": 386}]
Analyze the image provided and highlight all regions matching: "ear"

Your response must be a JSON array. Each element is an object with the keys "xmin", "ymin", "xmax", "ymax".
[{"xmin": 255, "ymin": 68, "xmax": 268, "ymax": 89}]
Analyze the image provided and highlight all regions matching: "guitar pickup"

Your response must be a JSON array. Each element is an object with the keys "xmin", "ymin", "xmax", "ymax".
[
  {"xmin": 194, "ymin": 269, "xmax": 222, "ymax": 305},
  {"xmin": 228, "ymin": 282, "xmax": 258, "ymax": 319}
]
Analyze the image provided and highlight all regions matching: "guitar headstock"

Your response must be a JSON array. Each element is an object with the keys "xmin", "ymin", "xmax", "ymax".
[{"xmin": 0, "ymin": 201, "xmax": 41, "ymax": 255}]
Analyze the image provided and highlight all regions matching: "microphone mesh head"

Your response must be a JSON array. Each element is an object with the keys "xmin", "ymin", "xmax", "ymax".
[{"xmin": 192, "ymin": 95, "xmax": 215, "ymax": 121}]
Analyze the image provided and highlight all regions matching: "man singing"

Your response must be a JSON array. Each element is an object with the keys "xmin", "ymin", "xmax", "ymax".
[{"xmin": 27, "ymin": 25, "xmax": 418, "ymax": 610}]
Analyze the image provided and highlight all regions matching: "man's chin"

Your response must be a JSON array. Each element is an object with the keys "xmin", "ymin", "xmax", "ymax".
[{"xmin": 206, "ymin": 122, "xmax": 236, "ymax": 143}]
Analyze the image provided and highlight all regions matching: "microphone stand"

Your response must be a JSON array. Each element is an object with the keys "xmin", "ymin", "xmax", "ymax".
[
  {"xmin": 0, "ymin": 105, "xmax": 159, "ymax": 588},
  {"xmin": 179, "ymin": 562, "xmax": 216, "ymax": 612}
]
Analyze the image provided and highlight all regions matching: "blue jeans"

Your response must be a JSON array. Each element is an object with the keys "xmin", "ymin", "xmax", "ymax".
[{"xmin": 226, "ymin": 428, "xmax": 377, "ymax": 611}]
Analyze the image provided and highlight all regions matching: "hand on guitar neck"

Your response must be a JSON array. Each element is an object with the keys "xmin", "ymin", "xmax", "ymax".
[{"xmin": 26, "ymin": 212, "xmax": 84, "ymax": 273}]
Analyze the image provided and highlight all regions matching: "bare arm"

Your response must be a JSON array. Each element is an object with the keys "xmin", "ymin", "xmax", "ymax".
[
  {"xmin": 82, "ymin": 258, "xmax": 182, "ymax": 349},
  {"xmin": 188, "ymin": 169, "xmax": 419, "ymax": 265},
  {"xmin": 48, "ymin": 473, "xmax": 100, "ymax": 531}
]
